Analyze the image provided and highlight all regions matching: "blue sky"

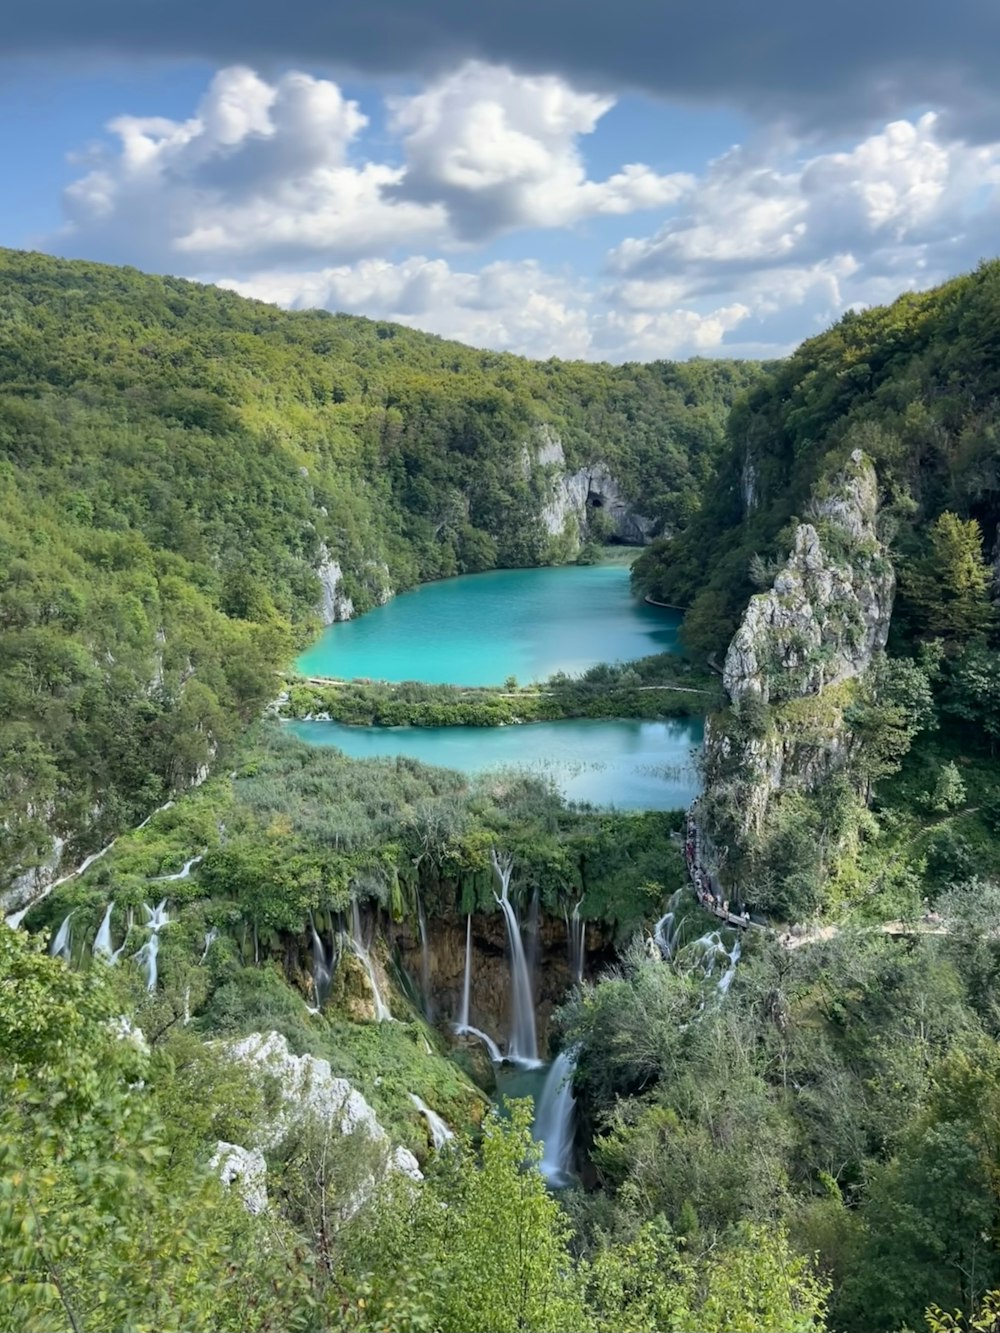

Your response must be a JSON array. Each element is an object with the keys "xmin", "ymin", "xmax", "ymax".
[{"xmin": 3, "ymin": 3, "xmax": 1000, "ymax": 362}]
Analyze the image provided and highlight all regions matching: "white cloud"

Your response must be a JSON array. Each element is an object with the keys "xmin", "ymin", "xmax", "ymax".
[
  {"xmin": 608, "ymin": 113, "xmax": 1000, "ymax": 317},
  {"xmin": 387, "ymin": 62, "xmax": 692, "ymax": 238},
  {"xmin": 219, "ymin": 256, "xmax": 752, "ymax": 362},
  {"xmin": 60, "ymin": 61, "xmax": 689, "ymax": 270}
]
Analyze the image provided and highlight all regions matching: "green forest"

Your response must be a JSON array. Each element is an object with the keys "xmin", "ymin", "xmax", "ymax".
[
  {"xmin": 5, "ymin": 251, "xmax": 1000, "ymax": 1333},
  {"xmin": 0, "ymin": 248, "xmax": 757, "ymax": 891}
]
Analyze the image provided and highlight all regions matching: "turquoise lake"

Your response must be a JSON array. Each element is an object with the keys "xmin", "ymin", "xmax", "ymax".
[
  {"xmin": 288, "ymin": 717, "xmax": 702, "ymax": 810},
  {"xmin": 293, "ymin": 563, "xmax": 703, "ymax": 809},
  {"xmin": 296, "ymin": 564, "xmax": 681, "ymax": 685}
]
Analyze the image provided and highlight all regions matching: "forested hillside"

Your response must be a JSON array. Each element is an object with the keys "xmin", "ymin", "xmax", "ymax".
[
  {"xmin": 0, "ymin": 249, "xmax": 757, "ymax": 896},
  {"xmin": 633, "ymin": 258, "xmax": 1000, "ymax": 659}
]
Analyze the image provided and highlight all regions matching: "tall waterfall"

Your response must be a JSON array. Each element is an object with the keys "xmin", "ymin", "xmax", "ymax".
[
  {"xmin": 310, "ymin": 913, "xmax": 332, "ymax": 1006},
  {"xmin": 458, "ymin": 914, "xmax": 472, "ymax": 1030},
  {"xmin": 409, "ymin": 1093, "xmax": 454, "ymax": 1150},
  {"xmin": 350, "ymin": 901, "xmax": 392, "ymax": 1022},
  {"xmin": 569, "ymin": 899, "xmax": 585, "ymax": 984},
  {"xmin": 50, "ymin": 911, "xmax": 75, "ymax": 961},
  {"xmin": 143, "ymin": 899, "xmax": 170, "ymax": 931},
  {"xmin": 417, "ymin": 891, "xmax": 433, "ymax": 1021},
  {"xmin": 134, "ymin": 933, "xmax": 160, "ymax": 991},
  {"xmin": 535, "ymin": 1049, "xmax": 577, "ymax": 1187},
  {"xmin": 492, "ymin": 849, "xmax": 539, "ymax": 1067},
  {"xmin": 93, "ymin": 903, "xmax": 114, "ymax": 960}
]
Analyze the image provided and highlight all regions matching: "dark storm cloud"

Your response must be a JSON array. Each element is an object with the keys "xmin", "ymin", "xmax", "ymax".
[{"xmin": 7, "ymin": 0, "xmax": 1000, "ymax": 136}]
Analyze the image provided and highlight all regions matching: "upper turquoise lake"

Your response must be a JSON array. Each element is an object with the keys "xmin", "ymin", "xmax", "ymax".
[{"xmin": 296, "ymin": 563, "xmax": 681, "ymax": 685}]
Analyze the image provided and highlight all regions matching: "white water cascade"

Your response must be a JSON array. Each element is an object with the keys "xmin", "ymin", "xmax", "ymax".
[
  {"xmin": 93, "ymin": 903, "xmax": 115, "ymax": 960},
  {"xmin": 492, "ymin": 849, "xmax": 539, "ymax": 1067},
  {"xmin": 153, "ymin": 855, "xmax": 202, "ymax": 882},
  {"xmin": 458, "ymin": 914, "xmax": 472, "ymax": 1030},
  {"xmin": 654, "ymin": 889, "xmax": 685, "ymax": 960},
  {"xmin": 569, "ymin": 899, "xmax": 586, "ymax": 984},
  {"xmin": 310, "ymin": 914, "xmax": 332, "ymax": 1006},
  {"xmin": 134, "ymin": 932, "xmax": 160, "ymax": 991},
  {"xmin": 689, "ymin": 930, "xmax": 742, "ymax": 995},
  {"xmin": 452, "ymin": 913, "xmax": 505, "ymax": 1062},
  {"xmin": 535, "ymin": 1049, "xmax": 577, "ymax": 1187},
  {"xmin": 350, "ymin": 901, "xmax": 392, "ymax": 1022},
  {"xmin": 50, "ymin": 911, "xmax": 75, "ymax": 962},
  {"xmin": 143, "ymin": 899, "xmax": 171, "ymax": 932},
  {"xmin": 409, "ymin": 1093, "xmax": 454, "ymax": 1151},
  {"xmin": 200, "ymin": 927, "xmax": 219, "ymax": 964},
  {"xmin": 417, "ymin": 892, "xmax": 433, "ymax": 1021}
]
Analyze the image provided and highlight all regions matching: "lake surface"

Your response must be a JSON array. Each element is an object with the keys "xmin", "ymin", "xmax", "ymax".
[
  {"xmin": 297, "ymin": 564, "xmax": 681, "ymax": 685},
  {"xmin": 287, "ymin": 716, "xmax": 703, "ymax": 810}
]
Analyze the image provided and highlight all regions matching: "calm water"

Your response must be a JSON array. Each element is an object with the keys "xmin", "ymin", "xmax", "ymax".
[
  {"xmin": 287, "ymin": 716, "xmax": 703, "ymax": 810},
  {"xmin": 297, "ymin": 564, "xmax": 681, "ymax": 685}
]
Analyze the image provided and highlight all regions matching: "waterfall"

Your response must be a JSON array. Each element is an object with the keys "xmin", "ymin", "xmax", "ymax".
[
  {"xmin": 200, "ymin": 927, "xmax": 219, "ymax": 964},
  {"xmin": 654, "ymin": 888, "xmax": 685, "ymax": 960},
  {"xmin": 409, "ymin": 1093, "xmax": 454, "ymax": 1150},
  {"xmin": 570, "ymin": 899, "xmax": 586, "ymax": 983},
  {"xmin": 142, "ymin": 899, "xmax": 170, "ymax": 932},
  {"xmin": 350, "ymin": 901, "xmax": 392, "ymax": 1022},
  {"xmin": 457, "ymin": 914, "xmax": 472, "ymax": 1030},
  {"xmin": 134, "ymin": 932, "xmax": 160, "ymax": 991},
  {"xmin": 535, "ymin": 1049, "xmax": 577, "ymax": 1187},
  {"xmin": 717, "ymin": 936, "xmax": 742, "ymax": 996},
  {"xmin": 93, "ymin": 903, "xmax": 114, "ymax": 960},
  {"xmin": 135, "ymin": 799, "xmax": 174, "ymax": 831},
  {"xmin": 309, "ymin": 913, "xmax": 332, "ymax": 1006},
  {"xmin": 688, "ymin": 930, "xmax": 742, "ymax": 996},
  {"xmin": 50, "ymin": 911, "xmax": 75, "ymax": 961},
  {"xmin": 492, "ymin": 849, "xmax": 539, "ymax": 1067},
  {"xmin": 459, "ymin": 1025, "xmax": 504, "ymax": 1063},
  {"xmin": 417, "ymin": 892, "xmax": 434, "ymax": 1021},
  {"xmin": 526, "ymin": 888, "xmax": 540, "ymax": 979},
  {"xmin": 153, "ymin": 855, "xmax": 202, "ymax": 882}
]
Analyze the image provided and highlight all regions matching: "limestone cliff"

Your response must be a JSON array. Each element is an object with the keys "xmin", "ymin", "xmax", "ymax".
[
  {"xmin": 697, "ymin": 450, "xmax": 895, "ymax": 870},
  {"xmin": 534, "ymin": 427, "xmax": 655, "ymax": 550}
]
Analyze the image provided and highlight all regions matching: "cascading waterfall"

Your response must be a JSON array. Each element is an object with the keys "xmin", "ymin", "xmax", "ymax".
[
  {"xmin": 717, "ymin": 936, "xmax": 742, "ymax": 996},
  {"xmin": 50, "ymin": 911, "xmax": 75, "ymax": 961},
  {"xmin": 408, "ymin": 1093, "xmax": 454, "ymax": 1150},
  {"xmin": 309, "ymin": 914, "xmax": 332, "ymax": 1005},
  {"xmin": 153, "ymin": 855, "xmax": 202, "ymax": 882},
  {"xmin": 458, "ymin": 914, "xmax": 472, "ymax": 1030},
  {"xmin": 134, "ymin": 932, "xmax": 160, "ymax": 991},
  {"xmin": 654, "ymin": 888, "xmax": 685, "ymax": 960},
  {"xmin": 93, "ymin": 903, "xmax": 115, "ymax": 960},
  {"xmin": 417, "ymin": 891, "xmax": 434, "ymax": 1021},
  {"xmin": 492, "ymin": 849, "xmax": 539, "ymax": 1067},
  {"xmin": 452, "ymin": 913, "xmax": 505, "ymax": 1061},
  {"xmin": 143, "ymin": 899, "xmax": 170, "ymax": 931},
  {"xmin": 570, "ymin": 899, "xmax": 586, "ymax": 983},
  {"xmin": 535, "ymin": 1048, "xmax": 577, "ymax": 1187},
  {"xmin": 350, "ymin": 901, "xmax": 392, "ymax": 1022},
  {"xmin": 200, "ymin": 927, "xmax": 219, "ymax": 963}
]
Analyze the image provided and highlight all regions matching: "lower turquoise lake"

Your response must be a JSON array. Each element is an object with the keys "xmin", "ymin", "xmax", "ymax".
[
  {"xmin": 296, "ymin": 564, "xmax": 681, "ymax": 685},
  {"xmin": 288, "ymin": 717, "xmax": 703, "ymax": 810}
]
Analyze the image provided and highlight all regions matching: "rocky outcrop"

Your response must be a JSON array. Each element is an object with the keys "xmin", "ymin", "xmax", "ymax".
[
  {"xmin": 211, "ymin": 1142, "xmax": 268, "ymax": 1215},
  {"xmin": 316, "ymin": 546, "xmax": 355, "ymax": 624},
  {"xmin": 698, "ymin": 450, "xmax": 895, "ymax": 862},
  {"xmin": 534, "ymin": 427, "xmax": 655, "ymax": 549},
  {"xmin": 723, "ymin": 452, "xmax": 894, "ymax": 705},
  {"xmin": 226, "ymin": 1031, "xmax": 422, "ymax": 1180}
]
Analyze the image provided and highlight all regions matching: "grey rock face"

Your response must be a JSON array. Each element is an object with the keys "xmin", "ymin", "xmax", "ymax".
[
  {"xmin": 211, "ymin": 1142, "xmax": 268, "ymax": 1215},
  {"xmin": 316, "ymin": 546, "xmax": 355, "ymax": 624},
  {"xmin": 534, "ymin": 427, "xmax": 655, "ymax": 548},
  {"xmin": 700, "ymin": 450, "xmax": 896, "ymax": 856},
  {"xmin": 723, "ymin": 451, "xmax": 894, "ymax": 706}
]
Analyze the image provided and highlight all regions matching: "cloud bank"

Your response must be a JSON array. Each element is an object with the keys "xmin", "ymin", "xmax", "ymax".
[{"xmin": 8, "ymin": 0, "xmax": 1000, "ymax": 140}]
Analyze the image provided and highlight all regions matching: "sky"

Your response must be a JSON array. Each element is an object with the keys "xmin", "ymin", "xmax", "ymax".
[{"xmin": 3, "ymin": 1, "xmax": 1000, "ymax": 363}]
